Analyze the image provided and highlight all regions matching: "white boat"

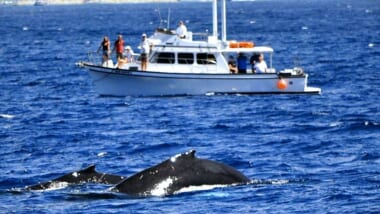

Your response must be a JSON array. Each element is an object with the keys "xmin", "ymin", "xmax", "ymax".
[{"xmin": 77, "ymin": 0, "xmax": 321, "ymax": 96}]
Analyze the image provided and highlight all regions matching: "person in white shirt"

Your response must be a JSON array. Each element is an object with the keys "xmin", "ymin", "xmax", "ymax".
[
  {"xmin": 124, "ymin": 46, "xmax": 134, "ymax": 63},
  {"xmin": 254, "ymin": 53, "xmax": 268, "ymax": 73},
  {"xmin": 140, "ymin": 33, "xmax": 150, "ymax": 71},
  {"xmin": 176, "ymin": 21, "xmax": 187, "ymax": 39}
]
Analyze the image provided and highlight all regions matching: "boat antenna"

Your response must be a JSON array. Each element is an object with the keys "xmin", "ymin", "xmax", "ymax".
[
  {"xmin": 167, "ymin": 8, "xmax": 171, "ymax": 29},
  {"xmin": 156, "ymin": 6, "xmax": 163, "ymax": 28}
]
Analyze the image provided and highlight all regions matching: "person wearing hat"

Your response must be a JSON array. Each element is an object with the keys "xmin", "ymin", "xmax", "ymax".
[
  {"xmin": 115, "ymin": 45, "xmax": 135, "ymax": 69},
  {"xmin": 124, "ymin": 46, "xmax": 134, "ymax": 63},
  {"xmin": 140, "ymin": 33, "xmax": 150, "ymax": 71},
  {"xmin": 176, "ymin": 20, "xmax": 187, "ymax": 39}
]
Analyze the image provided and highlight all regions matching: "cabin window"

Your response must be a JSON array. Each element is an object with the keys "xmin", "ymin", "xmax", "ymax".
[
  {"xmin": 178, "ymin": 53, "xmax": 194, "ymax": 64},
  {"xmin": 196, "ymin": 53, "xmax": 217, "ymax": 65},
  {"xmin": 150, "ymin": 52, "xmax": 175, "ymax": 64}
]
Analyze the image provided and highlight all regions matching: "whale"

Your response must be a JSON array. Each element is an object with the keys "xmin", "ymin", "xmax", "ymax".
[
  {"xmin": 26, "ymin": 165, "xmax": 125, "ymax": 190},
  {"xmin": 26, "ymin": 150, "xmax": 250, "ymax": 196}
]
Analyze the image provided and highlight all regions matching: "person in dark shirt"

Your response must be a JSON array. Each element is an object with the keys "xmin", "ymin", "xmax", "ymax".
[
  {"xmin": 237, "ymin": 52, "xmax": 248, "ymax": 74},
  {"xmin": 97, "ymin": 36, "xmax": 111, "ymax": 64},
  {"xmin": 250, "ymin": 54, "xmax": 260, "ymax": 73}
]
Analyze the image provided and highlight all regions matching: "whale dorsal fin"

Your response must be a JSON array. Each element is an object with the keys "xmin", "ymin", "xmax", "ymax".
[
  {"xmin": 170, "ymin": 150, "xmax": 196, "ymax": 162},
  {"xmin": 181, "ymin": 150, "xmax": 196, "ymax": 159},
  {"xmin": 187, "ymin": 150, "xmax": 196, "ymax": 157},
  {"xmin": 79, "ymin": 165, "xmax": 96, "ymax": 173}
]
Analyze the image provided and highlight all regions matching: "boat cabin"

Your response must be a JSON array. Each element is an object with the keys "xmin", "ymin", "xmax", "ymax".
[
  {"xmin": 148, "ymin": 29, "xmax": 274, "ymax": 74},
  {"xmin": 118, "ymin": 28, "xmax": 274, "ymax": 74}
]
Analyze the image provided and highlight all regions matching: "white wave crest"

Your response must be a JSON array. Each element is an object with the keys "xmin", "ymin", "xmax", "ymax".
[
  {"xmin": 270, "ymin": 179, "xmax": 290, "ymax": 185},
  {"xmin": 249, "ymin": 179, "xmax": 290, "ymax": 185},
  {"xmin": 175, "ymin": 184, "xmax": 231, "ymax": 195},
  {"xmin": 0, "ymin": 114, "xmax": 15, "ymax": 119},
  {"xmin": 97, "ymin": 152, "xmax": 107, "ymax": 157}
]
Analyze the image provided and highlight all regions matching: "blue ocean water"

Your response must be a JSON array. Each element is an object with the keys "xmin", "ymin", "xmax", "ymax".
[{"xmin": 0, "ymin": 0, "xmax": 379, "ymax": 213}]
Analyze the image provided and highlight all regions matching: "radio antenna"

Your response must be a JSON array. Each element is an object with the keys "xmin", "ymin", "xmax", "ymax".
[
  {"xmin": 167, "ymin": 8, "xmax": 171, "ymax": 29},
  {"xmin": 156, "ymin": 6, "xmax": 163, "ymax": 28}
]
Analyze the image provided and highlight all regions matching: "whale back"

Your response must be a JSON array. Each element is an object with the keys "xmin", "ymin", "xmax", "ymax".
[
  {"xmin": 113, "ymin": 150, "xmax": 249, "ymax": 196},
  {"xmin": 27, "ymin": 165, "xmax": 125, "ymax": 190}
]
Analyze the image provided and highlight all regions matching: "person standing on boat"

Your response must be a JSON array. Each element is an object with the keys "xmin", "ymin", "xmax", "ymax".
[
  {"xmin": 176, "ymin": 21, "xmax": 187, "ymax": 39},
  {"xmin": 237, "ymin": 52, "xmax": 248, "ymax": 74},
  {"xmin": 140, "ymin": 33, "xmax": 150, "ymax": 71},
  {"xmin": 113, "ymin": 34, "xmax": 125, "ymax": 60},
  {"xmin": 97, "ymin": 36, "xmax": 111, "ymax": 65},
  {"xmin": 254, "ymin": 53, "xmax": 268, "ymax": 73}
]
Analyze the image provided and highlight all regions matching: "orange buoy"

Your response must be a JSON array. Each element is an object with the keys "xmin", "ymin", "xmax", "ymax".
[{"xmin": 277, "ymin": 79, "xmax": 288, "ymax": 90}]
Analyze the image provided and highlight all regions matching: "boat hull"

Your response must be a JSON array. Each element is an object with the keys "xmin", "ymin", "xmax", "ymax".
[{"xmin": 82, "ymin": 63, "xmax": 321, "ymax": 96}]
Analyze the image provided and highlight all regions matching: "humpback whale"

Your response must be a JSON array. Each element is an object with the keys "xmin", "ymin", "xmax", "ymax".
[
  {"xmin": 27, "ymin": 150, "xmax": 250, "ymax": 196},
  {"xmin": 26, "ymin": 165, "xmax": 125, "ymax": 191}
]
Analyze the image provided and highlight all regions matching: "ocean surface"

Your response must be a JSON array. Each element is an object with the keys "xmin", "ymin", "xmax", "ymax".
[{"xmin": 0, "ymin": 0, "xmax": 379, "ymax": 213}]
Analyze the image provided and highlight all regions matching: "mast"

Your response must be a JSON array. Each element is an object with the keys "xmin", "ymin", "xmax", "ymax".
[
  {"xmin": 221, "ymin": 0, "xmax": 227, "ymax": 42},
  {"xmin": 212, "ymin": 0, "xmax": 218, "ymax": 38}
]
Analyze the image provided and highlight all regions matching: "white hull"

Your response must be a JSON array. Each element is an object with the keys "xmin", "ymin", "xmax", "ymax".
[{"xmin": 83, "ymin": 63, "xmax": 321, "ymax": 96}]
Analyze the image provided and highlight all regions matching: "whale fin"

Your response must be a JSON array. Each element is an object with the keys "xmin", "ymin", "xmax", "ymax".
[
  {"xmin": 169, "ymin": 150, "xmax": 196, "ymax": 163},
  {"xmin": 79, "ymin": 164, "xmax": 97, "ymax": 173},
  {"xmin": 186, "ymin": 150, "xmax": 196, "ymax": 157}
]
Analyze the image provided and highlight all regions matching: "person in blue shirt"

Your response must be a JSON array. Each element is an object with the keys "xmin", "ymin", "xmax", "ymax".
[{"xmin": 237, "ymin": 52, "xmax": 248, "ymax": 74}]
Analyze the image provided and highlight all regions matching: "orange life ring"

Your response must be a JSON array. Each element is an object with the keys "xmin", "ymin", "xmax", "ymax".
[{"xmin": 229, "ymin": 41, "xmax": 254, "ymax": 48}]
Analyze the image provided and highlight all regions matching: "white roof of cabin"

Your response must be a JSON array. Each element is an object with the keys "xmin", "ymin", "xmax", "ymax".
[{"xmin": 149, "ymin": 29, "xmax": 274, "ymax": 53}]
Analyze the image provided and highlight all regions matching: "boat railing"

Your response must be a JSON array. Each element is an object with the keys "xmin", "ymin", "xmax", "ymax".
[
  {"xmin": 192, "ymin": 31, "xmax": 210, "ymax": 41},
  {"xmin": 86, "ymin": 51, "xmax": 102, "ymax": 65}
]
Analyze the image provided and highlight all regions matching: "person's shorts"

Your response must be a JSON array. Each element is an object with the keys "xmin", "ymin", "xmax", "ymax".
[
  {"xmin": 103, "ymin": 50, "xmax": 110, "ymax": 58},
  {"xmin": 140, "ymin": 53, "xmax": 147, "ymax": 62},
  {"xmin": 116, "ymin": 52, "xmax": 124, "ymax": 59}
]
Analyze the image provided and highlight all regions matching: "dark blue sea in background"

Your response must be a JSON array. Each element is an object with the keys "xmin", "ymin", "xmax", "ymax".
[{"xmin": 1, "ymin": 0, "xmax": 380, "ymax": 213}]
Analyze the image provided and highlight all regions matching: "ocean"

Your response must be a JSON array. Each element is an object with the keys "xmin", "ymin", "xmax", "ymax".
[{"xmin": 0, "ymin": 0, "xmax": 379, "ymax": 213}]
